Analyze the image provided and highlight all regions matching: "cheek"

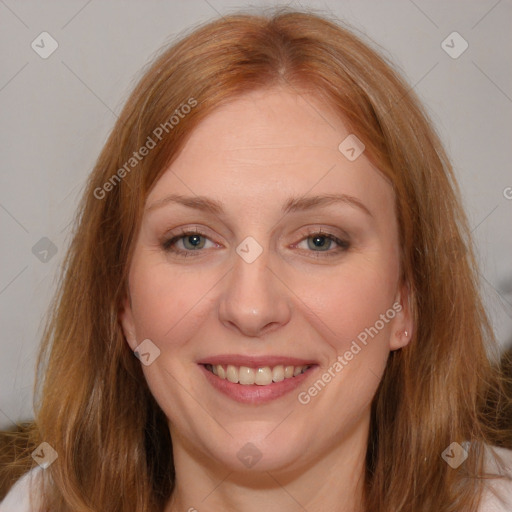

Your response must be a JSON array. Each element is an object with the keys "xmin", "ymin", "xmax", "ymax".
[
  {"xmin": 128, "ymin": 256, "xmax": 216, "ymax": 348},
  {"xmin": 298, "ymin": 252, "xmax": 399, "ymax": 349},
  {"xmin": 292, "ymin": 258, "xmax": 399, "ymax": 426}
]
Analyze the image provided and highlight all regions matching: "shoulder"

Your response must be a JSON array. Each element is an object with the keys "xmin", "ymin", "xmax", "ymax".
[
  {"xmin": 1, "ymin": 448, "xmax": 511, "ymax": 511},
  {"xmin": 0, "ymin": 466, "xmax": 43, "ymax": 512},
  {"xmin": 478, "ymin": 445, "xmax": 512, "ymax": 512}
]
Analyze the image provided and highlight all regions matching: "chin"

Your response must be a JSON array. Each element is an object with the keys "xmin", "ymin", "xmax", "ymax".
[{"xmin": 203, "ymin": 427, "xmax": 310, "ymax": 474}]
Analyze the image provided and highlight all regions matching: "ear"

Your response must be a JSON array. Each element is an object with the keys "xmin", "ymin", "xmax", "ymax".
[
  {"xmin": 119, "ymin": 292, "xmax": 138, "ymax": 351},
  {"xmin": 389, "ymin": 281, "xmax": 413, "ymax": 351}
]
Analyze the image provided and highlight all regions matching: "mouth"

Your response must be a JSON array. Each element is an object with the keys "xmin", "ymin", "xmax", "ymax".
[
  {"xmin": 198, "ymin": 356, "xmax": 318, "ymax": 404},
  {"xmin": 203, "ymin": 363, "xmax": 312, "ymax": 386}
]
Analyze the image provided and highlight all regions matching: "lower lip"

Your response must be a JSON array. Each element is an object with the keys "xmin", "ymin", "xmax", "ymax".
[{"xmin": 199, "ymin": 364, "xmax": 317, "ymax": 404}]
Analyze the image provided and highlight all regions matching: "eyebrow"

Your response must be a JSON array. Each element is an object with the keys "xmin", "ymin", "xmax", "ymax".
[{"xmin": 146, "ymin": 193, "xmax": 373, "ymax": 217}]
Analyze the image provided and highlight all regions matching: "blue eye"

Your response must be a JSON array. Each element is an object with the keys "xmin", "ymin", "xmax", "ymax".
[
  {"xmin": 311, "ymin": 235, "xmax": 330, "ymax": 249},
  {"xmin": 162, "ymin": 229, "xmax": 214, "ymax": 256},
  {"xmin": 297, "ymin": 231, "xmax": 350, "ymax": 257},
  {"xmin": 162, "ymin": 229, "xmax": 350, "ymax": 258}
]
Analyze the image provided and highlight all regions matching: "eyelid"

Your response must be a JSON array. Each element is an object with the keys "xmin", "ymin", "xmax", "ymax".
[
  {"xmin": 161, "ymin": 225, "xmax": 351, "ymax": 258},
  {"xmin": 291, "ymin": 227, "xmax": 351, "ymax": 256},
  {"xmin": 161, "ymin": 226, "xmax": 216, "ymax": 251},
  {"xmin": 296, "ymin": 226, "xmax": 351, "ymax": 242}
]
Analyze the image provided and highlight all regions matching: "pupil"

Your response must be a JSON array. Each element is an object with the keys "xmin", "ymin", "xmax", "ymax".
[
  {"xmin": 311, "ymin": 236, "xmax": 328, "ymax": 250},
  {"xmin": 187, "ymin": 235, "xmax": 202, "ymax": 248}
]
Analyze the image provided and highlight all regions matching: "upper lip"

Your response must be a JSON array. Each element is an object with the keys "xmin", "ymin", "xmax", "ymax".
[{"xmin": 197, "ymin": 354, "xmax": 317, "ymax": 367}]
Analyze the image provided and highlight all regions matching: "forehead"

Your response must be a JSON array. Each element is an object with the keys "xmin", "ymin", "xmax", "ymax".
[{"xmin": 147, "ymin": 87, "xmax": 394, "ymax": 219}]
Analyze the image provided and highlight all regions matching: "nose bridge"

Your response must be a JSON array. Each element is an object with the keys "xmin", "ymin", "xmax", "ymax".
[{"xmin": 218, "ymin": 236, "xmax": 291, "ymax": 337}]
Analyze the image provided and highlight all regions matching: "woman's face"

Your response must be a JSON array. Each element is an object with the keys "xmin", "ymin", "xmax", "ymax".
[{"xmin": 120, "ymin": 87, "xmax": 412, "ymax": 473}]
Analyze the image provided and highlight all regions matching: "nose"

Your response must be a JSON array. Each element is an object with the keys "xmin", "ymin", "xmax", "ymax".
[{"xmin": 218, "ymin": 246, "xmax": 292, "ymax": 338}]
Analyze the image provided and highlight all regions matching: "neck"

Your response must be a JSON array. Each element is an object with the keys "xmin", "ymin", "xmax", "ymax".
[{"xmin": 164, "ymin": 413, "xmax": 369, "ymax": 512}]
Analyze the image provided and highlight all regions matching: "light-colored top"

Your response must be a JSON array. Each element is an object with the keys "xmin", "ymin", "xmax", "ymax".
[
  {"xmin": 0, "ymin": 465, "xmax": 43, "ymax": 512},
  {"xmin": 1, "ymin": 445, "xmax": 512, "ymax": 511}
]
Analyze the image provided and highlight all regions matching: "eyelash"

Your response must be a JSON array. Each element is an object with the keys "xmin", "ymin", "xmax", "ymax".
[{"xmin": 161, "ymin": 227, "xmax": 350, "ymax": 259}]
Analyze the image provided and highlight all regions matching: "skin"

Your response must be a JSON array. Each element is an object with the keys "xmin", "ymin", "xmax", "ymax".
[{"xmin": 119, "ymin": 86, "xmax": 413, "ymax": 512}]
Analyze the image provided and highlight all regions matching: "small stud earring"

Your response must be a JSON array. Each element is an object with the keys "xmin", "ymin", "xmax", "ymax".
[{"xmin": 404, "ymin": 330, "xmax": 408, "ymax": 337}]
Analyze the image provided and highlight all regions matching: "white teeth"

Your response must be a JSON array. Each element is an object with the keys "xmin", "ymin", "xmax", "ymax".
[
  {"xmin": 284, "ymin": 365, "xmax": 294, "ymax": 378},
  {"xmin": 239, "ymin": 366, "xmax": 255, "ymax": 385},
  {"xmin": 255, "ymin": 366, "xmax": 272, "ymax": 385},
  {"xmin": 226, "ymin": 365, "xmax": 238, "ymax": 383},
  {"xmin": 217, "ymin": 365, "xmax": 226, "ymax": 379},
  {"xmin": 208, "ymin": 363, "xmax": 310, "ymax": 385},
  {"xmin": 272, "ymin": 365, "xmax": 285, "ymax": 382}
]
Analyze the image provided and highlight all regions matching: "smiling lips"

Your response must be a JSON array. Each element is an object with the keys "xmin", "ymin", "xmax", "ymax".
[
  {"xmin": 198, "ymin": 355, "xmax": 317, "ymax": 403},
  {"xmin": 204, "ymin": 363, "xmax": 312, "ymax": 386}
]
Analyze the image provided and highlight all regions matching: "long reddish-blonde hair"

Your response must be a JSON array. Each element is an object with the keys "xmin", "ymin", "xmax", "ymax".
[{"xmin": 3, "ymin": 7, "xmax": 510, "ymax": 511}]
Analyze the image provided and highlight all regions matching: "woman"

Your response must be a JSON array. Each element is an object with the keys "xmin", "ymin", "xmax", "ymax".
[{"xmin": 1, "ymin": 8, "xmax": 511, "ymax": 512}]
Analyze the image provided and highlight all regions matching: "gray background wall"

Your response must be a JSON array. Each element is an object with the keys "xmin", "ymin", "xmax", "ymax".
[{"xmin": 1, "ymin": 0, "xmax": 511, "ymax": 429}]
